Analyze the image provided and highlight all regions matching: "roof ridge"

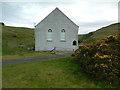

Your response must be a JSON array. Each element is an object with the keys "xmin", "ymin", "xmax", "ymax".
[
  {"xmin": 35, "ymin": 7, "xmax": 79, "ymax": 28},
  {"xmin": 55, "ymin": 8, "xmax": 79, "ymax": 27}
]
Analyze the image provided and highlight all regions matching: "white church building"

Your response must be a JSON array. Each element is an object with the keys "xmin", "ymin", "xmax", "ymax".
[{"xmin": 35, "ymin": 8, "xmax": 79, "ymax": 51}]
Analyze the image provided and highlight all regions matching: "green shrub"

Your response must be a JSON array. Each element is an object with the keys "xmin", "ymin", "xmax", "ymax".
[{"xmin": 74, "ymin": 35, "xmax": 120, "ymax": 87}]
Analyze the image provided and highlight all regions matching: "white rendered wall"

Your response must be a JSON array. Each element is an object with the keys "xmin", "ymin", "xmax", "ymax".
[{"xmin": 35, "ymin": 8, "xmax": 79, "ymax": 51}]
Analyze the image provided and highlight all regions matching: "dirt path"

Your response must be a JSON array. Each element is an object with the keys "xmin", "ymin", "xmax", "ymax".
[{"xmin": 2, "ymin": 53, "xmax": 72, "ymax": 65}]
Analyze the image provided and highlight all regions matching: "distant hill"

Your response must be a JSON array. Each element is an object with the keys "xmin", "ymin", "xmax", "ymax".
[
  {"xmin": 2, "ymin": 25, "xmax": 34, "ymax": 55},
  {"xmin": 78, "ymin": 23, "xmax": 119, "ymax": 44}
]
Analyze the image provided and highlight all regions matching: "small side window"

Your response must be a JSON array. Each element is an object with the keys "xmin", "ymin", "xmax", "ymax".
[{"xmin": 73, "ymin": 40, "xmax": 77, "ymax": 46}]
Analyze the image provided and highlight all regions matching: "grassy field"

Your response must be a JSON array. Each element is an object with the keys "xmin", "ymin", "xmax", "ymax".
[
  {"xmin": 2, "ymin": 57, "xmax": 113, "ymax": 88},
  {"xmin": 78, "ymin": 23, "xmax": 119, "ymax": 43}
]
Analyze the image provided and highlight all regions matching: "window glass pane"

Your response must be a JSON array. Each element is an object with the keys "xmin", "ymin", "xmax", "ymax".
[
  {"xmin": 47, "ymin": 30, "xmax": 52, "ymax": 40},
  {"xmin": 60, "ymin": 31, "xmax": 65, "ymax": 40}
]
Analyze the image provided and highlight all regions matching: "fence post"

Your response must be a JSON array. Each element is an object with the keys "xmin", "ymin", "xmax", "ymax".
[{"xmin": 53, "ymin": 46, "xmax": 56, "ymax": 54}]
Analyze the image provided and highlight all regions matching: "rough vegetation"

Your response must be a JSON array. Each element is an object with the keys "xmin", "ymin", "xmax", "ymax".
[
  {"xmin": 2, "ymin": 26, "xmax": 34, "ymax": 55},
  {"xmin": 74, "ymin": 35, "xmax": 120, "ymax": 87},
  {"xmin": 78, "ymin": 23, "xmax": 119, "ymax": 44}
]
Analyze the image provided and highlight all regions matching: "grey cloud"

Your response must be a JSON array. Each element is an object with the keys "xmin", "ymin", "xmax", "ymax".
[
  {"xmin": 2, "ymin": 1, "xmax": 118, "ymax": 34},
  {"xmin": 2, "ymin": 2, "xmax": 35, "ymax": 26},
  {"xmin": 2, "ymin": 3, "xmax": 23, "ymax": 21},
  {"xmin": 78, "ymin": 20, "xmax": 117, "ymax": 27},
  {"xmin": 0, "ymin": 2, "xmax": 2, "ymax": 21},
  {"xmin": 118, "ymin": 1, "xmax": 120, "ymax": 23}
]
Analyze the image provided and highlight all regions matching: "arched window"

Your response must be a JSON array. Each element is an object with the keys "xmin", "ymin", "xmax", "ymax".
[
  {"xmin": 60, "ymin": 29, "xmax": 66, "ymax": 41},
  {"xmin": 47, "ymin": 29, "xmax": 52, "ymax": 41},
  {"xmin": 48, "ymin": 29, "xmax": 52, "ymax": 32},
  {"xmin": 73, "ymin": 40, "xmax": 77, "ymax": 46},
  {"xmin": 61, "ymin": 29, "xmax": 65, "ymax": 32}
]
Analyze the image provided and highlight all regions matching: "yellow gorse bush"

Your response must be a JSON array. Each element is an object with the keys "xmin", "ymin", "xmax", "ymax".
[{"xmin": 74, "ymin": 34, "xmax": 120, "ymax": 86}]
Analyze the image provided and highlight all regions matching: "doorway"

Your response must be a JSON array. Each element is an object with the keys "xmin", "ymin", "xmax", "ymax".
[{"xmin": 73, "ymin": 40, "xmax": 77, "ymax": 46}]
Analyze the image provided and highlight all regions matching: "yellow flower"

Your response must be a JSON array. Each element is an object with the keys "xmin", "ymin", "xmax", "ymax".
[
  {"xmin": 99, "ymin": 55, "xmax": 111, "ymax": 59},
  {"xmin": 94, "ymin": 52, "xmax": 100, "ymax": 57},
  {"xmin": 100, "ymin": 63, "xmax": 108, "ymax": 68},
  {"xmin": 94, "ymin": 53, "xmax": 111, "ymax": 59},
  {"xmin": 95, "ymin": 64, "xmax": 98, "ymax": 67},
  {"xmin": 100, "ymin": 43, "xmax": 108, "ymax": 47},
  {"xmin": 107, "ymin": 35, "xmax": 116, "ymax": 39},
  {"xmin": 108, "ymin": 59, "xmax": 112, "ymax": 62},
  {"xmin": 98, "ymin": 43, "xmax": 109, "ymax": 49}
]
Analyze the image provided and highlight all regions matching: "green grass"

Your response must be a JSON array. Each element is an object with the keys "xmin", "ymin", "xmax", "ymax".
[
  {"xmin": 2, "ymin": 57, "xmax": 113, "ymax": 88},
  {"xmin": 78, "ymin": 23, "xmax": 119, "ymax": 44},
  {"xmin": 2, "ymin": 51, "xmax": 72, "ymax": 60},
  {"xmin": 2, "ymin": 25, "xmax": 34, "ymax": 55}
]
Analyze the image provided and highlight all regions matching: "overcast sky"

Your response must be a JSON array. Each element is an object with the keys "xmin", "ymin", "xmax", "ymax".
[{"xmin": 1, "ymin": 0, "xmax": 119, "ymax": 34}]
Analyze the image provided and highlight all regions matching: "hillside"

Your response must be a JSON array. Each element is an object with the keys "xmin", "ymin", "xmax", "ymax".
[
  {"xmin": 78, "ymin": 23, "xmax": 119, "ymax": 43},
  {"xmin": 2, "ymin": 26, "xmax": 34, "ymax": 55}
]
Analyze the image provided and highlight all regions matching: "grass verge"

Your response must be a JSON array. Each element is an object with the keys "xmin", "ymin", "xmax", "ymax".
[{"xmin": 2, "ymin": 51, "xmax": 72, "ymax": 60}]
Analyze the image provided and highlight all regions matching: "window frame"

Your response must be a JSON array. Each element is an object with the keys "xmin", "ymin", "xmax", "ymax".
[
  {"xmin": 47, "ymin": 29, "xmax": 53, "ymax": 42},
  {"xmin": 60, "ymin": 29, "xmax": 66, "ymax": 41}
]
